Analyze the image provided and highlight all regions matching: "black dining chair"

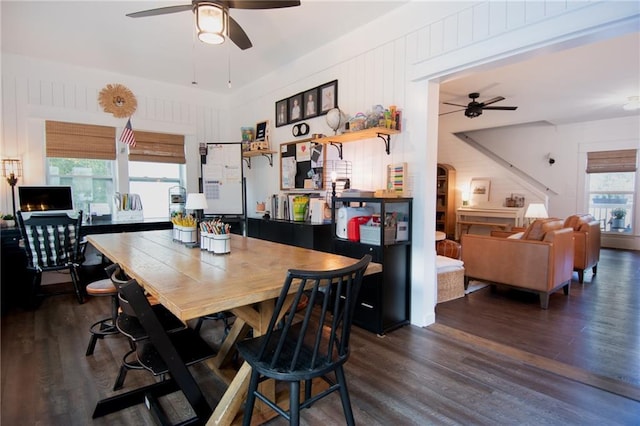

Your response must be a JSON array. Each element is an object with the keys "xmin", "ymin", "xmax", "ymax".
[
  {"xmin": 236, "ymin": 255, "xmax": 371, "ymax": 426},
  {"xmin": 107, "ymin": 264, "xmax": 187, "ymax": 391},
  {"xmin": 93, "ymin": 277, "xmax": 216, "ymax": 424},
  {"xmin": 17, "ymin": 210, "xmax": 86, "ymax": 306}
]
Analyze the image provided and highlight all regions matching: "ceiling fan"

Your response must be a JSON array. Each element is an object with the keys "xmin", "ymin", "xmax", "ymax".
[
  {"xmin": 126, "ymin": 0, "xmax": 301, "ymax": 50},
  {"xmin": 440, "ymin": 92, "xmax": 518, "ymax": 118}
]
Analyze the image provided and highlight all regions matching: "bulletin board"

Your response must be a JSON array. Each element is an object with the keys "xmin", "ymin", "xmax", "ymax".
[
  {"xmin": 201, "ymin": 143, "xmax": 244, "ymax": 215},
  {"xmin": 280, "ymin": 139, "xmax": 325, "ymax": 190}
]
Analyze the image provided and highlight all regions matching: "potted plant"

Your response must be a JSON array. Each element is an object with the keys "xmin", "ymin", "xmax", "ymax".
[
  {"xmin": 610, "ymin": 208, "xmax": 626, "ymax": 229},
  {"xmin": 1, "ymin": 214, "xmax": 15, "ymax": 228}
]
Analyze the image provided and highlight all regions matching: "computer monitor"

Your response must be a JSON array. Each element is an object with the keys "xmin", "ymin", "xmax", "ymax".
[{"xmin": 18, "ymin": 186, "xmax": 74, "ymax": 212}]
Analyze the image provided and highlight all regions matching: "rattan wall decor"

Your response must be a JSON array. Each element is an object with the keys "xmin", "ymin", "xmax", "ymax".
[{"xmin": 98, "ymin": 83, "xmax": 137, "ymax": 118}]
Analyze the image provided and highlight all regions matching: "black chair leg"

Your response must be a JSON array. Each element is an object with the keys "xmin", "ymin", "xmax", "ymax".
[
  {"xmin": 289, "ymin": 381, "xmax": 300, "ymax": 426},
  {"xmin": 113, "ymin": 365, "xmax": 129, "ymax": 391},
  {"xmin": 335, "ymin": 366, "xmax": 355, "ymax": 426},
  {"xmin": 194, "ymin": 317, "xmax": 204, "ymax": 333},
  {"xmin": 27, "ymin": 271, "xmax": 42, "ymax": 310},
  {"xmin": 71, "ymin": 267, "xmax": 85, "ymax": 304},
  {"xmin": 242, "ymin": 370, "xmax": 260, "ymax": 426},
  {"xmin": 86, "ymin": 334, "xmax": 100, "ymax": 356}
]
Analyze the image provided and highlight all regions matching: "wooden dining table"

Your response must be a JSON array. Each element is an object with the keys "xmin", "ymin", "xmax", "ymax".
[{"xmin": 87, "ymin": 230, "xmax": 381, "ymax": 425}]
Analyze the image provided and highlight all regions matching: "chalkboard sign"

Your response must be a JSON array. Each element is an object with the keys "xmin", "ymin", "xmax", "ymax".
[
  {"xmin": 201, "ymin": 143, "xmax": 244, "ymax": 215},
  {"xmin": 280, "ymin": 139, "xmax": 324, "ymax": 190}
]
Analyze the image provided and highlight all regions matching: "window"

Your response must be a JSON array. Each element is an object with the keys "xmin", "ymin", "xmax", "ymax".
[
  {"xmin": 48, "ymin": 158, "xmax": 115, "ymax": 214},
  {"xmin": 587, "ymin": 149, "xmax": 637, "ymax": 234},
  {"xmin": 45, "ymin": 121, "xmax": 116, "ymax": 216},
  {"xmin": 129, "ymin": 162, "xmax": 182, "ymax": 219},
  {"xmin": 128, "ymin": 130, "xmax": 186, "ymax": 219}
]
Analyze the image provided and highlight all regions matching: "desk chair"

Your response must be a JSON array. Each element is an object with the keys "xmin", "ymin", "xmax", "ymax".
[
  {"xmin": 17, "ymin": 210, "xmax": 85, "ymax": 306},
  {"xmin": 93, "ymin": 278, "xmax": 216, "ymax": 424},
  {"xmin": 237, "ymin": 255, "xmax": 371, "ymax": 426}
]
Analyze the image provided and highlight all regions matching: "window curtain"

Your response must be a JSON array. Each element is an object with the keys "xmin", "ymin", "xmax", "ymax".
[
  {"xmin": 586, "ymin": 149, "xmax": 638, "ymax": 173},
  {"xmin": 45, "ymin": 121, "xmax": 116, "ymax": 160},
  {"xmin": 128, "ymin": 130, "xmax": 186, "ymax": 164}
]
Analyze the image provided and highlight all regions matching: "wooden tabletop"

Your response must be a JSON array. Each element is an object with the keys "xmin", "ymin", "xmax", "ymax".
[{"xmin": 87, "ymin": 230, "xmax": 382, "ymax": 322}]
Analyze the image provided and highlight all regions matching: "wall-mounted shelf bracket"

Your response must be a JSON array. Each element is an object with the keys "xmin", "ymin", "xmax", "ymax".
[
  {"xmin": 242, "ymin": 150, "xmax": 275, "ymax": 169},
  {"xmin": 329, "ymin": 142, "xmax": 344, "ymax": 160},
  {"xmin": 377, "ymin": 133, "xmax": 391, "ymax": 155}
]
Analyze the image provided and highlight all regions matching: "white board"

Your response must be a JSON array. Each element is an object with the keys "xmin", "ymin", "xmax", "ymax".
[{"xmin": 201, "ymin": 143, "xmax": 244, "ymax": 215}]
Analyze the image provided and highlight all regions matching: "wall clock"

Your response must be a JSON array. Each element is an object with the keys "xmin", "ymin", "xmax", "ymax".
[
  {"xmin": 292, "ymin": 122, "xmax": 309, "ymax": 137},
  {"xmin": 98, "ymin": 84, "xmax": 138, "ymax": 118}
]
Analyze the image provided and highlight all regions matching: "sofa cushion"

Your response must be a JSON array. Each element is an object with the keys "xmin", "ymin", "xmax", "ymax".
[
  {"xmin": 521, "ymin": 218, "xmax": 565, "ymax": 241},
  {"xmin": 564, "ymin": 214, "xmax": 596, "ymax": 231}
]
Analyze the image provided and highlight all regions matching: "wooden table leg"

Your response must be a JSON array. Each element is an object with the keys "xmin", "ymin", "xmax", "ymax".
[
  {"xmin": 206, "ymin": 362, "xmax": 252, "ymax": 426},
  {"xmin": 205, "ymin": 297, "xmax": 295, "ymax": 425}
]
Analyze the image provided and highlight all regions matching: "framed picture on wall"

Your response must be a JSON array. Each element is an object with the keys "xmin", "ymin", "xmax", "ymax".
[
  {"xmin": 288, "ymin": 93, "xmax": 303, "ymax": 124},
  {"xmin": 319, "ymin": 80, "xmax": 338, "ymax": 114},
  {"xmin": 303, "ymin": 88, "xmax": 318, "ymax": 119},
  {"xmin": 470, "ymin": 178, "xmax": 491, "ymax": 205},
  {"xmin": 275, "ymin": 99, "xmax": 288, "ymax": 127}
]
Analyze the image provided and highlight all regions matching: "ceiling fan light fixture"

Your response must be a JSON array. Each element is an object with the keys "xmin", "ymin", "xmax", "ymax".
[{"xmin": 195, "ymin": 2, "xmax": 228, "ymax": 45}]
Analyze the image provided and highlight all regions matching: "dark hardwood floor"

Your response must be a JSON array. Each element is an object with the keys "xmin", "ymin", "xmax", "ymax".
[{"xmin": 2, "ymin": 248, "xmax": 639, "ymax": 425}]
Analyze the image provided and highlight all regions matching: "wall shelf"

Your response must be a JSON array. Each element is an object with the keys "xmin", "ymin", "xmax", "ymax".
[
  {"xmin": 312, "ymin": 127, "xmax": 400, "ymax": 159},
  {"xmin": 242, "ymin": 150, "xmax": 276, "ymax": 169}
]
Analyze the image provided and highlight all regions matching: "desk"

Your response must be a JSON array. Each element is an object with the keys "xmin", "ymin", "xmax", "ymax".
[
  {"xmin": 455, "ymin": 206, "xmax": 525, "ymax": 239},
  {"xmin": 87, "ymin": 230, "xmax": 382, "ymax": 425}
]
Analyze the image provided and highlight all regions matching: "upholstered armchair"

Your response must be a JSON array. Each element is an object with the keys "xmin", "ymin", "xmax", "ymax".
[
  {"xmin": 461, "ymin": 218, "xmax": 575, "ymax": 309},
  {"xmin": 564, "ymin": 214, "xmax": 601, "ymax": 283}
]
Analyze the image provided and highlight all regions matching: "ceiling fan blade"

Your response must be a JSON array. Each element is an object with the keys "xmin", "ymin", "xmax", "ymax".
[
  {"xmin": 126, "ymin": 4, "xmax": 192, "ymax": 18},
  {"xmin": 439, "ymin": 109, "xmax": 466, "ymax": 116},
  {"xmin": 443, "ymin": 102, "xmax": 468, "ymax": 108},
  {"xmin": 480, "ymin": 96, "xmax": 505, "ymax": 107},
  {"xmin": 482, "ymin": 106, "xmax": 518, "ymax": 111},
  {"xmin": 229, "ymin": 16, "xmax": 253, "ymax": 50},
  {"xmin": 226, "ymin": 0, "xmax": 300, "ymax": 9}
]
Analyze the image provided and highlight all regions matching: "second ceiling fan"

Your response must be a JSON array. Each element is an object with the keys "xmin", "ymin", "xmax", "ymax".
[
  {"xmin": 441, "ymin": 92, "xmax": 518, "ymax": 118},
  {"xmin": 126, "ymin": 0, "xmax": 301, "ymax": 50}
]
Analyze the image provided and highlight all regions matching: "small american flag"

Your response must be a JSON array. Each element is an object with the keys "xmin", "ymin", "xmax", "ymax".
[{"xmin": 119, "ymin": 118, "xmax": 136, "ymax": 147}]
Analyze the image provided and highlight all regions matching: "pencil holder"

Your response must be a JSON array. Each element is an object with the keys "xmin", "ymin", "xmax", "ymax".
[{"xmin": 212, "ymin": 234, "xmax": 231, "ymax": 254}]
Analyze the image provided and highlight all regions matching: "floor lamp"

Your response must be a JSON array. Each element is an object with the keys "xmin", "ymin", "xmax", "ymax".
[{"xmin": 2, "ymin": 159, "xmax": 22, "ymax": 217}]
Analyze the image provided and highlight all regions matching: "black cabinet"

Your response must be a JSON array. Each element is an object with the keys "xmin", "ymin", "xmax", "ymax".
[
  {"xmin": 247, "ymin": 218, "xmax": 332, "ymax": 252},
  {"xmin": 1, "ymin": 227, "xmax": 28, "ymax": 314},
  {"xmin": 331, "ymin": 197, "xmax": 412, "ymax": 335}
]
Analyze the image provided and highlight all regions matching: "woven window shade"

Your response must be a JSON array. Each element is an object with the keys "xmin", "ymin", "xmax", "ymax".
[
  {"xmin": 128, "ymin": 130, "xmax": 186, "ymax": 164},
  {"xmin": 586, "ymin": 149, "xmax": 637, "ymax": 173},
  {"xmin": 46, "ymin": 121, "xmax": 116, "ymax": 160}
]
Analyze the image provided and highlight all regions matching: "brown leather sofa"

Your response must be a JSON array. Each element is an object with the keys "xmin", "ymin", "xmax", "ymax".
[
  {"xmin": 564, "ymin": 214, "xmax": 601, "ymax": 283},
  {"xmin": 461, "ymin": 218, "xmax": 575, "ymax": 309}
]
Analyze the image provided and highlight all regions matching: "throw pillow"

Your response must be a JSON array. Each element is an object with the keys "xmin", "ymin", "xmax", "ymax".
[{"xmin": 521, "ymin": 218, "xmax": 564, "ymax": 241}]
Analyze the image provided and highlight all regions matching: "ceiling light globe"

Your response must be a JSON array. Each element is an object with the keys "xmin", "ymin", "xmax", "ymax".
[{"xmin": 198, "ymin": 32, "xmax": 225, "ymax": 44}]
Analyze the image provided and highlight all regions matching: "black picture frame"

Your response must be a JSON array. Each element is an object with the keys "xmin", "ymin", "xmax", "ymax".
[
  {"xmin": 319, "ymin": 80, "xmax": 338, "ymax": 114},
  {"xmin": 275, "ymin": 99, "xmax": 288, "ymax": 127},
  {"xmin": 303, "ymin": 88, "xmax": 319, "ymax": 119},
  {"xmin": 288, "ymin": 93, "xmax": 303, "ymax": 124}
]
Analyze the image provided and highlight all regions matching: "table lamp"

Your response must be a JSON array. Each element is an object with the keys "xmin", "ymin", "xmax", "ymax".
[
  {"xmin": 185, "ymin": 193, "xmax": 208, "ymax": 222},
  {"xmin": 2, "ymin": 159, "xmax": 22, "ymax": 217},
  {"xmin": 524, "ymin": 203, "xmax": 548, "ymax": 224}
]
